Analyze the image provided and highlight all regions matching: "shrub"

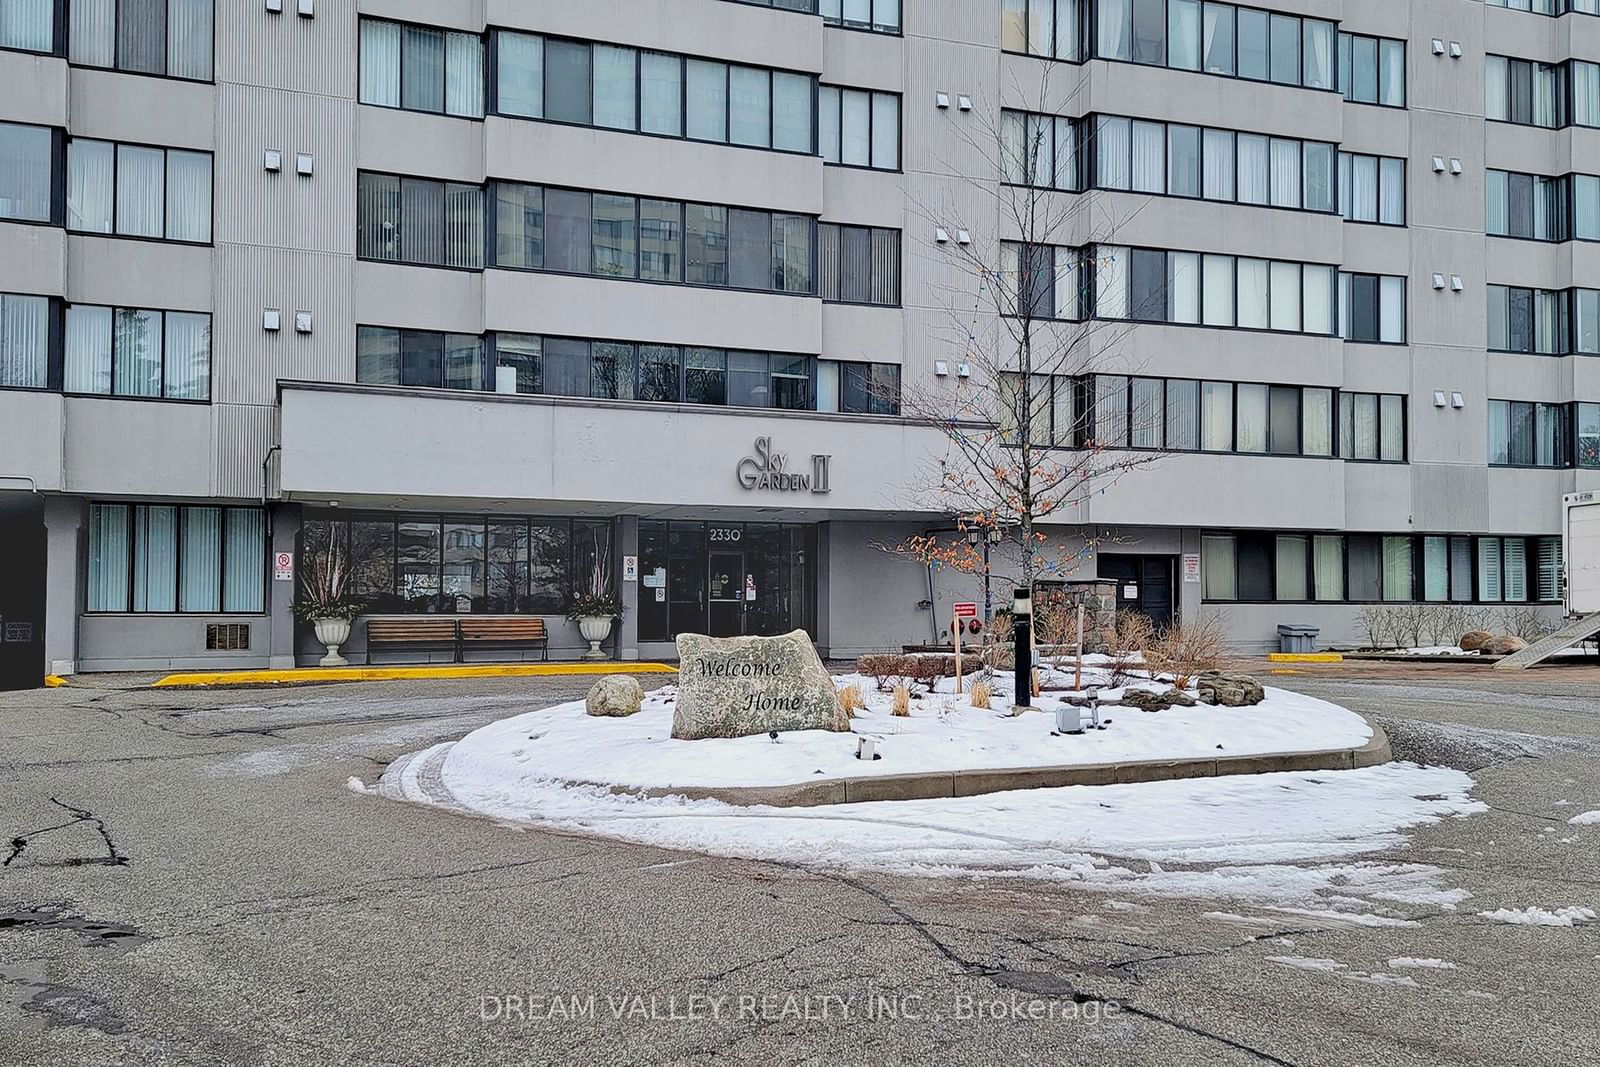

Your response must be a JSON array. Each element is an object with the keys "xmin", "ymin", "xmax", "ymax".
[
  {"xmin": 838, "ymin": 684, "xmax": 865, "ymax": 717},
  {"xmin": 891, "ymin": 685, "xmax": 911, "ymax": 717},
  {"xmin": 1106, "ymin": 612, "xmax": 1156, "ymax": 686},
  {"xmin": 969, "ymin": 681, "xmax": 992, "ymax": 709},
  {"xmin": 857, "ymin": 654, "xmax": 908, "ymax": 692},
  {"xmin": 1144, "ymin": 613, "xmax": 1229, "ymax": 688}
]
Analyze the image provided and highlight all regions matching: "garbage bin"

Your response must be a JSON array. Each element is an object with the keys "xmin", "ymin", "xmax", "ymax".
[{"xmin": 1277, "ymin": 624, "xmax": 1320, "ymax": 654}]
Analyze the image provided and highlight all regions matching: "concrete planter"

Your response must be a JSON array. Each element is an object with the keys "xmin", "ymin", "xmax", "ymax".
[
  {"xmin": 577, "ymin": 616, "xmax": 613, "ymax": 660},
  {"xmin": 313, "ymin": 617, "xmax": 352, "ymax": 667}
]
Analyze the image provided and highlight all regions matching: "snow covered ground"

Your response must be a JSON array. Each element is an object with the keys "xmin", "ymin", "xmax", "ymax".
[{"xmin": 439, "ymin": 673, "xmax": 1372, "ymax": 792}]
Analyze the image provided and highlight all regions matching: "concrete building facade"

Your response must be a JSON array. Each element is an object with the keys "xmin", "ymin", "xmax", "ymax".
[{"xmin": 2, "ymin": 0, "xmax": 1597, "ymax": 681}]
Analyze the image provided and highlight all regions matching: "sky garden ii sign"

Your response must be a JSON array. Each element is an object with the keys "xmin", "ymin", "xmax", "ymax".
[{"xmin": 736, "ymin": 437, "xmax": 832, "ymax": 495}]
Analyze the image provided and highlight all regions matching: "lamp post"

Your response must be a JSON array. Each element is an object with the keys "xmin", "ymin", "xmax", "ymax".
[{"xmin": 1013, "ymin": 586, "xmax": 1032, "ymax": 708}]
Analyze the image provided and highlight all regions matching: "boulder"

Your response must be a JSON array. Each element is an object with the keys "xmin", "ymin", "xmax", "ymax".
[
  {"xmin": 672, "ymin": 630, "xmax": 848, "ymax": 740},
  {"xmin": 585, "ymin": 674, "xmax": 645, "ymax": 717},
  {"xmin": 1458, "ymin": 630, "xmax": 1493, "ymax": 652},
  {"xmin": 1197, "ymin": 672, "xmax": 1266, "ymax": 707},
  {"xmin": 1119, "ymin": 688, "xmax": 1197, "ymax": 712},
  {"xmin": 1481, "ymin": 634, "xmax": 1529, "ymax": 656}
]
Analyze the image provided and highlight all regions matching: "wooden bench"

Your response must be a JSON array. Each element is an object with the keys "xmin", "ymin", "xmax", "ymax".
[
  {"xmin": 366, "ymin": 618, "xmax": 461, "ymax": 662},
  {"xmin": 459, "ymin": 617, "xmax": 549, "ymax": 661}
]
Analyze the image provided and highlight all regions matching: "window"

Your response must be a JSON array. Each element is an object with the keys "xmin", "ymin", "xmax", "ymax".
[
  {"xmin": 818, "ymin": 224, "xmax": 900, "ymax": 305},
  {"xmin": 1088, "ymin": 244, "xmax": 1336, "ymax": 336},
  {"xmin": 62, "ymin": 304, "xmax": 209, "ymax": 399},
  {"xmin": 1339, "ymin": 32, "xmax": 1404, "ymax": 106},
  {"xmin": 821, "ymin": 0, "xmax": 901, "ymax": 33},
  {"xmin": 1339, "ymin": 272, "xmax": 1406, "ymax": 343},
  {"xmin": 0, "ymin": 292, "xmax": 50, "ymax": 389},
  {"xmin": 1337, "ymin": 391, "xmax": 1405, "ymax": 462},
  {"xmin": 356, "ymin": 173, "xmax": 484, "ymax": 269},
  {"xmin": 1, "ymin": 0, "xmax": 53, "ymax": 52},
  {"xmin": 1487, "ymin": 286, "xmax": 1570, "ymax": 354},
  {"xmin": 1487, "ymin": 170, "xmax": 1576, "ymax": 240},
  {"xmin": 493, "ymin": 32, "xmax": 815, "ymax": 154},
  {"xmin": 87, "ymin": 503, "xmax": 264, "ymax": 613},
  {"xmin": 66, "ymin": 139, "xmax": 211, "ymax": 242},
  {"xmin": 817, "ymin": 360, "xmax": 899, "ymax": 414},
  {"xmin": 1339, "ymin": 152, "xmax": 1405, "ymax": 225},
  {"xmin": 69, "ymin": 0, "xmax": 213, "ymax": 80},
  {"xmin": 1579, "ymin": 402, "xmax": 1600, "ymax": 468},
  {"xmin": 359, "ymin": 19, "xmax": 483, "ymax": 118},
  {"xmin": 1488, "ymin": 399, "xmax": 1570, "ymax": 466},
  {"xmin": 0, "ymin": 121, "xmax": 56, "ymax": 224},
  {"xmin": 1486, "ymin": 55, "xmax": 1572, "ymax": 127},
  {"xmin": 357, "ymin": 326, "xmax": 484, "ymax": 391},
  {"xmin": 819, "ymin": 87, "xmax": 898, "ymax": 169}
]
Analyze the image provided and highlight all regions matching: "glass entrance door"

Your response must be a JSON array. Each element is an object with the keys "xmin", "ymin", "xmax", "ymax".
[{"xmin": 707, "ymin": 551, "xmax": 744, "ymax": 637}]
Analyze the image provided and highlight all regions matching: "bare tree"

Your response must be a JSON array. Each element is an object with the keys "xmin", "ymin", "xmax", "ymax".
[{"xmin": 885, "ymin": 66, "xmax": 1169, "ymax": 593}]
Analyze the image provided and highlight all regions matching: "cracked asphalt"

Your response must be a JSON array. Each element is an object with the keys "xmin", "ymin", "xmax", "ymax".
[{"xmin": 1, "ymin": 662, "xmax": 1598, "ymax": 1066}]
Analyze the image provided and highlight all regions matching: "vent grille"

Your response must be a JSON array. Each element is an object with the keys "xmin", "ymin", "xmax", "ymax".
[{"xmin": 206, "ymin": 623, "xmax": 251, "ymax": 652}]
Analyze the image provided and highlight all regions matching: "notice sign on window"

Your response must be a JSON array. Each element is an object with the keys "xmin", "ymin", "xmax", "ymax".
[
  {"xmin": 274, "ymin": 551, "xmax": 294, "ymax": 582},
  {"xmin": 1183, "ymin": 553, "xmax": 1202, "ymax": 583},
  {"xmin": 622, "ymin": 555, "xmax": 638, "ymax": 582}
]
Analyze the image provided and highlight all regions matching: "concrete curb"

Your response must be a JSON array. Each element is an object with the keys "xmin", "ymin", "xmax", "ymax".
[
  {"xmin": 557, "ymin": 715, "xmax": 1394, "ymax": 809},
  {"xmin": 1340, "ymin": 652, "xmax": 1499, "ymax": 664},
  {"xmin": 151, "ymin": 662, "xmax": 678, "ymax": 688}
]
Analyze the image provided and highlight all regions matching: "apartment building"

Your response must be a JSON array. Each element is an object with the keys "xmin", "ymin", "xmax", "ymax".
[{"xmin": 1, "ymin": 0, "xmax": 1596, "ymax": 683}]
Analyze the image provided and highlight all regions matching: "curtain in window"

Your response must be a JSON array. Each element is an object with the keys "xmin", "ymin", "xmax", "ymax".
[
  {"xmin": 1303, "ymin": 19, "xmax": 1333, "ymax": 89},
  {"xmin": 591, "ymin": 44, "xmax": 636, "ymax": 130},
  {"xmin": 131, "ymin": 506, "xmax": 178, "ymax": 612},
  {"xmin": 163, "ymin": 311, "xmax": 209, "ymax": 399},
  {"xmin": 1352, "ymin": 393, "xmax": 1378, "ymax": 459},
  {"xmin": 1168, "ymin": 0, "xmax": 1200, "ymax": 69},
  {"xmin": 1236, "ymin": 134, "xmax": 1268, "ymax": 204},
  {"xmin": 1202, "ymin": 2, "xmax": 1233, "ymax": 74},
  {"xmin": 1096, "ymin": 117, "xmax": 1129, "ymax": 190},
  {"xmin": 1302, "ymin": 265, "xmax": 1333, "ymax": 333},
  {"xmin": 1269, "ymin": 261, "xmax": 1300, "ymax": 331},
  {"xmin": 1168, "ymin": 251, "xmax": 1199, "ymax": 323},
  {"xmin": 1275, "ymin": 535, "xmax": 1308, "ymax": 600},
  {"xmin": 1, "ymin": 0, "xmax": 52, "ymax": 51},
  {"xmin": 113, "ymin": 308, "xmax": 162, "ymax": 397},
  {"xmin": 1313, "ymin": 535, "xmax": 1343, "ymax": 601},
  {"xmin": 1269, "ymin": 138, "xmax": 1300, "ymax": 207},
  {"xmin": 1131, "ymin": 377, "xmax": 1163, "ymax": 447},
  {"xmin": 1421, "ymin": 537, "xmax": 1449, "ymax": 602},
  {"xmin": 820, "ymin": 88, "xmax": 845, "ymax": 165},
  {"xmin": 1485, "ymin": 56, "xmax": 1509, "ymax": 120},
  {"xmin": 1002, "ymin": 0, "xmax": 1027, "ymax": 52},
  {"xmin": 1096, "ymin": 375, "xmax": 1129, "ymax": 445},
  {"xmin": 181, "ymin": 507, "xmax": 222, "ymax": 612},
  {"xmin": 1236, "ymin": 258, "xmax": 1268, "ymax": 328},
  {"xmin": 686, "ymin": 60, "xmax": 727, "ymax": 142},
  {"xmin": 88, "ymin": 504, "xmax": 131, "ymax": 612},
  {"xmin": 1131, "ymin": 121, "xmax": 1163, "ymax": 193},
  {"xmin": 167, "ymin": 0, "xmax": 212, "ymax": 80},
  {"xmin": 1477, "ymin": 538, "xmax": 1503, "ymax": 602},
  {"xmin": 359, "ymin": 19, "xmax": 402, "ymax": 106},
  {"xmin": 220, "ymin": 509, "xmax": 266, "ymax": 613},
  {"xmin": 1378, "ymin": 158, "xmax": 1404, "ymax": 224},
  {"xmin": 0, "ymin": 293, "xmax": 47, "ymax": 389},
  {"xmin": 1380, "ymin": 537, "xmax": 1411, "ymax": 601},
  {"xmin": 446, "ymin": 32, "xmax": 485, "ymax": 118},
  {"xmin": 116, "ymin": 145, "xmax": 165, "ymax": 238},
  {"xmin": 1301, "ymin": 387, "xmax": 1332, "ymax": 455},
  {"xmin": 1201, "ymin": 535, "xmax": 1237, "ymax": 600},
  {"xmin": 1202, "ymin": 128, "xmax": 1233, "ymax": 200},
  {"xmin": 1165, "ymin": 379, "xmax": 1197, "ymax": 449},
  {"xmin": 449, "ymin": 183, "xmax": 487, "ymax": 270},
  {"xmin": 640, "ymin": 52, "xmax": 683, "ymax": 136},
  {"xmin": 1378, "ymin": 276, "xmax": 1405, "ymax": 341},
  {"xmin": 1234, "ymin": 384, "xmax": 1267, "ymax": 452},
  {"xmin": 67, "ymin": 139, "xmax": 114, "ymax": 233},
  {"xmin": 1200, "ymin": 381, "xmax": 1232, "ymax": 450},
  {"xmin": 840, "ymin": 89, "xmax": 871, "ymax": 166},
  {"xmin": 1098, "ymin": 0, "xmax": 1131, "ymax": 60},
  {"xmin": 401, "ymin": 26, "xmax": 445, "ymax": 113},
  {"xmin": 165, "ymin": 150, "xmax": 211, "ymax": 243},
  {"xmin": 1349, "ymin": 155, "xmax": 1377, "ymax": 221},
  {"xmin": 1201, "ymin": 254, "xmax": 1233, "ymax": 325},
  {"xmin": 495, "ymin": 31, "xmax": 542, "ymax": 118},
  {"xmin": 1576, "ymin": 62, "xmax": 1600, "ymax": 127},
  {"xmin": 64, "ymin": 304, "xmax": 111, "ymax": 393},
  {"xmin": 69, "ymin": 0, "xmax": 115, "ymax": 66},
  {"xmin": 1053, "ymin": 116, "xmax": 1076, "ymax": 190},
  {"xmin": 118, "ymin": 0, "xmax": 166, "ymax": 75},
  {"xmin": 0, "ymin": 122, "xmax": 51, "ymax": 223},
  {"xmin": 729, "ymin": 66, "xmax": 770, "ymax": 148},
  {"xmin": 773, "ymin": 74, "xmax": 814, "ymax": 154},
  {"xmin": 1095, "ymin": 246, "xmax": 1127, "ymax": 318},
  {"xmin": 870, "ymin": 92, "xmax": 897, "ymax": 168},
  {"xmin": 1536, "ymin": 537, "xmax": 1562, "ymax": 601},
  {"xmin": 871, "ymin": 229, "xmax": 900, "ymax": 305}
]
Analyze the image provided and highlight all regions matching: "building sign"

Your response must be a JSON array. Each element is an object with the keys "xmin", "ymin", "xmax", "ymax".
[
  {"xmin": 736, "ymin": 436, "xmax": 831, "ymax": 494},
  {"xmin": 622, "ymin": 555, "xmax": 638, "ymax": 582},
  {"xmin": 274, "ymin": 551, "xmax": 295, "ymax": 582},
  {"xmin": 1183, "ymin": 553, "xmax": 1202, "ymax": 583},
  {"xmin": 952, "ymin": 602, "xmax": 978, "ymax": 618}
]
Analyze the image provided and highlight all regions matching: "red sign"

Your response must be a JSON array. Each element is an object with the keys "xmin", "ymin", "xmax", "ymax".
[{"xmin": 952, "ymin": 602, "xmax": 979, "ymax": 618}]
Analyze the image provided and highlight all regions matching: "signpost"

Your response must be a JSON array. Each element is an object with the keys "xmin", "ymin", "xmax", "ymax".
[{"xmin": 952, "ymin": 602, "xmax": 977, "ymax": 692}]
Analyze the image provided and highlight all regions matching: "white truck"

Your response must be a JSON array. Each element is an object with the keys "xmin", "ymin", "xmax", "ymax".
[
  {"xmin": 1496, "ymin": 492, "xmax": 1600, "ymax": 668},
  {"xmin": 1564, "ymin": 491, "xmax": 1600, "ymax": 617}
]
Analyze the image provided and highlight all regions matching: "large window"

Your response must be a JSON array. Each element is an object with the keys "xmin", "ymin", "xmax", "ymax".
[
  {"xmin": 818, "ymin": 86, "xmax": 899, "ymax": 170},
  {"xmin": 0, "ymin": 292, "xmax": 50, "ymax": 389},
  {"xmin": 356, "ymin": 172, "xmax": 484, "ymax": 270},
  {"xmin": 1091, "ymin": 245, "xmax": 1338, "ymax": 335},
  {"xmin": 1485, "ymin": 55, "xmax": 1600, "ymax": 127},
  {"xmin": 87, "ymin": 503, "xmax": 265, "ymax": 613},
  {"xmin": 1485, "ymin": 170, "xmax": 1575, "ymax": 240},
  {"xmin": 1, "ymin": 0, "xmax": 53, "ymax": 52},
  {"xmin": 1338, "ymin": 152, "xmax": 1405, "ymax": 225},
  {"xmin": 487, "ymin": 180, "xmax": 815, "ymax": 295},
  {"xmin": 358, "ymin": 18, "xmax": 484, "ymax": 119},
  {"xmin": 1487, "ymin": 285, "xmax": 1571, "ymax": 354},
  {"xmin": 298, "ymin": 513, "xmax": 609, "ymax": 616},
  {"xmin": 1337, "ymin": 32, "xmax": 1405, "ymax": 106},
  {"xmin": 1488, "ymin": 399, "xmax": 1571, "ymax": 467},
  {"xmin": 821, "ymin": 0, "xmax": 900, "ymax": 33},
  {"xmin": 494, "ymin": 31, "xmax": 815, "ymax": 154},
  {"xmin": 1203, "ymin": 531, "xmax": 1563, "ymax": 604},
  {"xmin": 1079, "ymin": 0, "xmax": 1336, "ymax": 91},
  {"xmin": 357, "ymin": 327, "xmax": 485, "ymax": 392},
  {"xmin": 0, "ymin": 121, "xmax": 56, "ymax": 224},
  {"xmin": 1338, "ymin": 391, "xmax": 1406, "ymax": 462},
  {"xmin": 1001, "ymin": 0, "xmax": 1084, "ymax": 61},
  {"xmin": 1338, "ymin": 272, "xmax": 1406, "ymax": 343},
  {"xmin": 63, "ymin": 304, "xmax": 210, "ymax": 399},
  {"xmin": 66, "ymin": 138, "xmax": 211, "ymax": 243},
  {"xmin": 1578, "ymin": 402, "xmax": 1600, "ymax": 468},
  {"xmin": 817, "ymin": 223, "xmax": 900, "ymax": 305},
  {"xmin": 69, "ymin": 0, "xmax": 213, "ymax": 81},
  {"xmin": 818, "ymin": 359, "xmax": 900, "ymax": 415}
]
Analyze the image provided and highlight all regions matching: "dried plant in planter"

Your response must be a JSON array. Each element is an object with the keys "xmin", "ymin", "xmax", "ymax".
[
  {"xmin": 969, "ymin": 681, "xmax": 992, "ymax": 710},
  {"xmin": 1144, "ymin": 613, "xmax": 1230, "ymax": 688},
  {"xmin": 838, "ymin": 684, "xmax": 865, "ymax": 717},
  {"xmin": 1106, "ymin": 612, "xmax": 1156, "ymax": 686},
  {"xmin": 891, "ymin": 685, "xmax": 911, "ymax": 717}
]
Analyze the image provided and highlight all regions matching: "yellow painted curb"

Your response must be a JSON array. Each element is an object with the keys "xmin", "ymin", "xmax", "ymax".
[
  {"xmin": 1265, "ymin": 668, "xmax": 1302, "ymax": 675},
  {"xmin": 44, "ymin": 675, "xmax": 68, "ymax": 687},
  {"xmin": 1267, "ymin": 653, "xmax": 1344, "ymax": 663},
  {"xmin": 151, "ymin": 662, "xmax": 678, "ymax": 689}
]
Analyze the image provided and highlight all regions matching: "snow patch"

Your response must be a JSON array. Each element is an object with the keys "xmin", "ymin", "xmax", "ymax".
[
  {"xmin": 1566, "ymin": 810, "xmax": 1600, "ymax": 825},
  {"xmin": 1266, "ymin": 956, "xmax": 1344, "ymax": 972},
  {"xmin": 1343, "ymin": 972, "xmax": 1419, "ymax": 988},
  {"xmin": 1478, "ymin": 906, "xmax": 1596, "ymax": 927},
  {"xmin": 1387, "ymin": 958, "xmax": 1457, "ymax": 970},
  {"xmin": 345, "ymin": 776, "xmax": 370, "ymax": 795}
]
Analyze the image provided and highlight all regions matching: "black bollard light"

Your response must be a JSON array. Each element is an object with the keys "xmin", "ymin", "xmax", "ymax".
[{"xmin": 1013, "ymin": 586, "xmax": 1032, "ymax": 709}]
